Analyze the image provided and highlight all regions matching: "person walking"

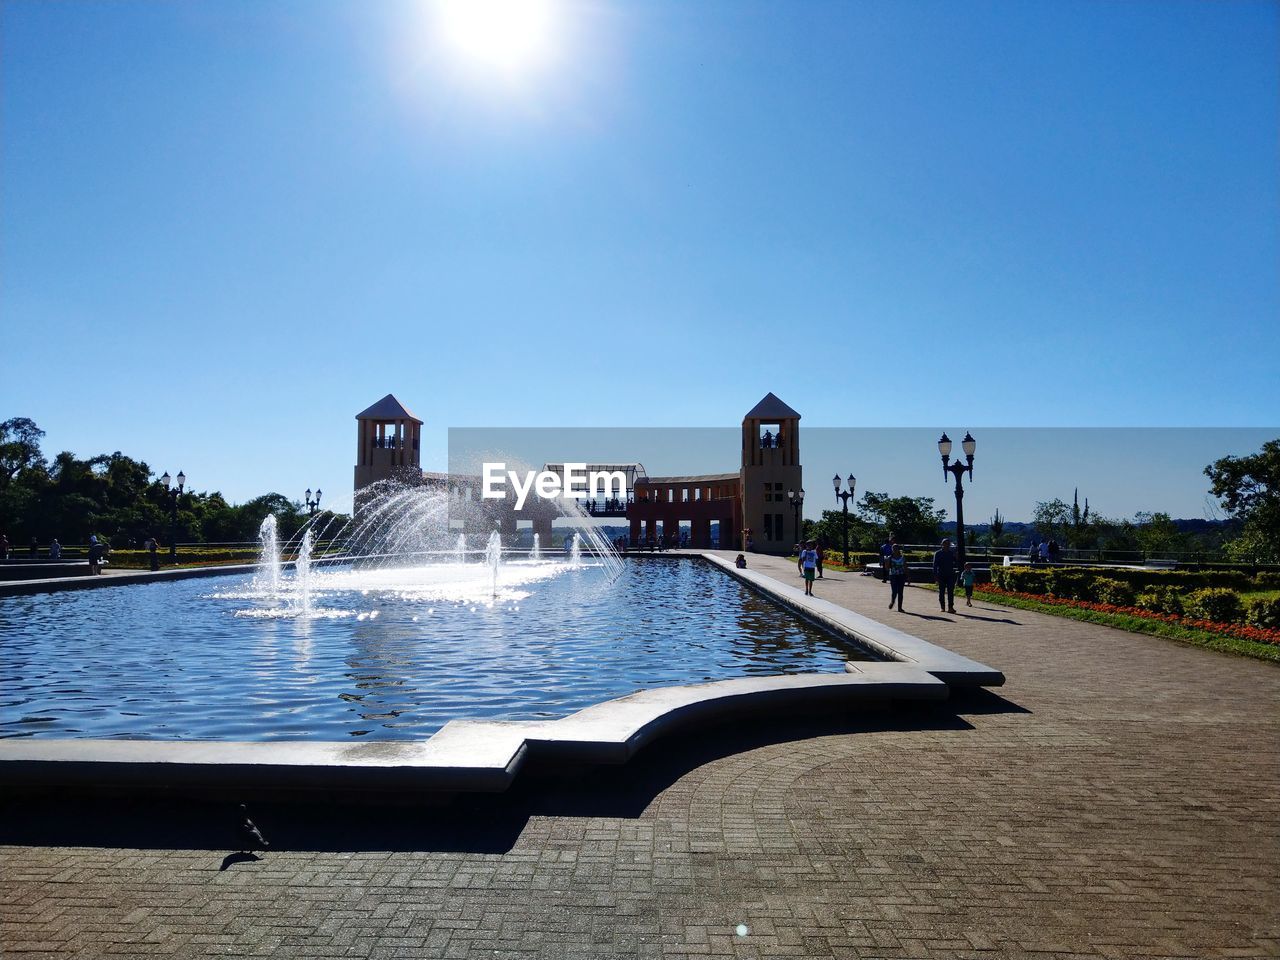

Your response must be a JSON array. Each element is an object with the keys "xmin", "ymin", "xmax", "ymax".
[
  {"xmin": 933, "ymin": 538, "xmax": 957, "ymax": 613},
  {"xmin": 887, "ymin": 543, "xmax": 908, "ymax": 612},
  {"xmin": 146, "ymin": 536, "xmax": 160, "ymax": 572},
  {"xmin": 961, "ymin": 562, "xmax": 976, "ymax": 607},
  {"xmin": 799, "ymin": 540, "xmax": 819, "ymax": 596},
  {"xmin": 879, "ymin": 533, "xmax": 896, "ymax": 582},
  {"xmin": 49, "ymin": 538, "xmax": 61, "ymax": 560},
  {"xmin": 0, "ymin": 533, "xmax": 9, "ymax": 560},
  {"xmin": 87, "ymin": 535, "xmax": 102, "ymax": 576},
  {"xmin": 814, "ymin": 537, "xmax": 824, "ymax": 578}
]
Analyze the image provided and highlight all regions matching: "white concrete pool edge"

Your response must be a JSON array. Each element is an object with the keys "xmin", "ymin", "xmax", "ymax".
[
  {"xmin": 701, "ymin": 553, "xmax": 1005, "ymax": 687},
  {"xmin": 0, "ymin": 666, "xmax": 946, "ymax": 795},
  {"xmin": 0, "ymin": 552, "xmax": 1003, "ymax": 797}
]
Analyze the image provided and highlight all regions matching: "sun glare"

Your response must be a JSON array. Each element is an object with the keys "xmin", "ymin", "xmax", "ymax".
[{"xmin": 435, "ymin": 0, "xmax": 559, "ymax": 76}]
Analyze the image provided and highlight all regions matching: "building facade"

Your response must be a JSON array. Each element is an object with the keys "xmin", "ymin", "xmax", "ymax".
[
  {"xmin": 627, "ymin": 392, "xmax": 803, "ymax": 555},
  {"xmin": 353, "ymin": 391, "xmax": 803, "ymax": 554}
]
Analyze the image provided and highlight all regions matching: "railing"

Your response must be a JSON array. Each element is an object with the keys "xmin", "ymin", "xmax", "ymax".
[
  {"xmin": 885, "ymin": 543, "xmax": 1278, "ymax": 571},
  {"xmin": 583, "ymin": 497, "xmax": 633, "ymax": 516}
]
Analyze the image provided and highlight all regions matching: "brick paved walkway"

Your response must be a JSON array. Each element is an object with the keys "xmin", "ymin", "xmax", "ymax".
[{"xmin": 3, "ymin": 554, "xmax": 1278, "ymax": 959}]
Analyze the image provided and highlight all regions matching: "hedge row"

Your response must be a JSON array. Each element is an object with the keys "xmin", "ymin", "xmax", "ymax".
[
  {"xmin": 987, "ymin": 566, "xmax": 1280, "ymax": 628},
  {"xmin": 104, "ymin": 548, "xmax": 262, "ymax": 568},
  {"xmin": 989, "ymin": 566, "xmax": 1257, "ymax": 595},
  {"xmin": 815, "ymin": 550, "xmax": 934, "ymax": 567}
]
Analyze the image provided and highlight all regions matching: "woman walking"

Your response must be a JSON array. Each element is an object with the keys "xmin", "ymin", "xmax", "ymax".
[{"xmin": 887, "ymin": 544, "xmax": 908, "ymax": 612}]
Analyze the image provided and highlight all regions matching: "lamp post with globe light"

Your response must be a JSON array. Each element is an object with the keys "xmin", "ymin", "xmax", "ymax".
[
  {"xmin": 305, "ymin": 488, "xmax": 323, "ymax": 516},
  {"xmin": 160, "ymin": 470, "xmax": 185, "ymax": 562},
  {"xmin": 938, "ymin": 432, "xmax": 976, "ymax": 568},
  {"xmin": 833, "ymin": 473, "xmax": 857, "ymax": 567}
]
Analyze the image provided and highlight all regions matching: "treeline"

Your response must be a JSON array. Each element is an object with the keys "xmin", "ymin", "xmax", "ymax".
[
  {"xmin": 801, "ymin": 438, "xmax": 1278, "ymax": 563},
  {"xmin": 0, "ymin": 417, "xmax": 343, "ymax": 547}
]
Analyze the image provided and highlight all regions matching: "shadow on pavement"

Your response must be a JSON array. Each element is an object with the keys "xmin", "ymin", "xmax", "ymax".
[
  {"xmin": 218, "ymin": 851, "xmax": 261, "ymax": 871},
  {"xmin": 0, "ymin": 694, "xmax": 1028, "ymax": 856},
  {"xmin": 953, "ymin": 612, "xmax": 1021, "ymax": 625},
  {"xmin": 897, "ymin": 610, "xmax": 953, "ymax": 622}
]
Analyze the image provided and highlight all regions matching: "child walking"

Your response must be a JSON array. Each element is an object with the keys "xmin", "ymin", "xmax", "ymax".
[
  {"xmin": 799, "ymin": 540, "xmax": 819, "ymax": 596},
  {"xmin": 961, "ymin": 562, "xmax": 976, "ymax": 607}
]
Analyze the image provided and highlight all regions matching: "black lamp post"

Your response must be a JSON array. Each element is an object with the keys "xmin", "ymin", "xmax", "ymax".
[
  {"xmin": 305, "ymin": 488, "xmax": 323, "ymax": 516},
  {"xmin": 833, "ymin": 473, "xmax": 856, "ymax": 567},
  {"xmin": 160, "ymin": 470, "xmax": 186, "ymax": 562},
  {"xmin": 938, "ymin": 432, "xmax": 976, "ymax": 568},
  {"xmin": 787, "ymin": 488, "xmax": 805, "ymax": 550}
]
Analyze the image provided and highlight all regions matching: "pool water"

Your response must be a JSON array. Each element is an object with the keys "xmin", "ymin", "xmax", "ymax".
[{"xmin": 0, "ymin": 558, "xmax": 871, "ymax": 741}]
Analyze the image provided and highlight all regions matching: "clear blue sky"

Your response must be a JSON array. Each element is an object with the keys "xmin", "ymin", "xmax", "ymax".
[{"xmin": 2, "ymin": 0, "xmax": 1277, "ymax": 515}]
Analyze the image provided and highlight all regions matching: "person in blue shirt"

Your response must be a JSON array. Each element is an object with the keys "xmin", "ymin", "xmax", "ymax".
[{"xmin": 879, "ymin": 533, "xmax": 896, "ymax": 586}]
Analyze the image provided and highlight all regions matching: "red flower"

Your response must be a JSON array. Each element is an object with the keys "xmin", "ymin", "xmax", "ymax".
[{"xmin": 975, "ymin": 586, "xmax": 1280, "ymax": 647}]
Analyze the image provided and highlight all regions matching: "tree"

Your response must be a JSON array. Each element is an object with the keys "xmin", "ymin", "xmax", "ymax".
[
  {"xmin": 0, "ymin": 417, "xmax": 46, "ymax": 484},
  {"xmin": 985, "ymin": 507, "xmax": 1018, "ymax": 548},
  {"xmin": 0, "ymin": 417, "xmax": 342, "ymax": 545},
  {"xmin": 857, "ymin": 491, "xmax": 946, "ymax": 546},
  {"xmin": 811, "ymin": 509, "xmax": 877, "ymax": 553},
  {"xmin": 1206, "ymin": 439, "xmax": 1280, "ymax": 562},
  {"xmin": 1133, "ymin": 511, "xmax": 1182, "ymax": 556},
  {"xmin": 1069, "ymin": 488, "xmax": 1092, "ymax": 548},
  {"xmin": 1031, "ymin": 498, "xmax": 1072, "ymax": 545}
]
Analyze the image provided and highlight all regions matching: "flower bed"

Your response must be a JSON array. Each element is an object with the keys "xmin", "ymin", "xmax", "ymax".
[{"xmin": 978, "ymin": 585, "xmax": 1280, "ymax": 648}]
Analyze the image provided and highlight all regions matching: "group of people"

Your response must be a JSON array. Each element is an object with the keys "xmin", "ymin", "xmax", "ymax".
[
  {"xmin": 791, "ymin": 533, "xmax": 979, "ymax": 612},
  {"xmin": 583, "ymin": 497, "xmax": 629, "ymax": 513},
  {"xmin": 1027, "ymin": 539, "xmax": 1061, "ymax": 565},
  {"xmin": 0, "ymin": 534, "xmax": 63, "ymax": 561},
  {"xmin": 878, "ymin": 533, "xmax": 975, "ymax": 614}
]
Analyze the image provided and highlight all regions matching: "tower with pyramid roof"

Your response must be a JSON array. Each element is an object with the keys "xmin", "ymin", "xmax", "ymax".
[
  {"xmin": 740, "ymin": 392, "xmax": 802, "ymax": 553},
  {"xmin": 354, "ymin": 394, "xmax": 424, "ymax": 492}
]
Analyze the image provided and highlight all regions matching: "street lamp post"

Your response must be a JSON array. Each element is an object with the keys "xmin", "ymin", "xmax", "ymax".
[
  {"xmin": 833, "ymin": 474, "xmax": 856, "ymax": 567},
  {"xmin": 305, "ymin": 488, "xmax": 323, "ymax": 516},
  {"xmin": 160, "ymin": 470, "xmax": 186, "ymax": 562},
  {"xmin": 938, "ymin": 432, "xmax": 976, "ymax": 568},
  {"xmin": 787, "ymin": 488, "xmax": 805, "ymax": 551}
]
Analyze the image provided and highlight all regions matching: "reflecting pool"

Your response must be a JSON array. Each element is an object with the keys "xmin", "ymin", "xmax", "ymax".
[{"xmin": 0, "ymin": 558, "xmax": 871, "ymax": 741}]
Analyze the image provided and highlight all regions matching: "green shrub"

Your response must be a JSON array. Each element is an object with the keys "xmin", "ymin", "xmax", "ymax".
[
  {"xmin": 1245, "ymin": 595, "xmax": 1280, "ymax": 629},
  {"xmin": 1093, "ymin": 578, "xmax": 1136, "ymax": 607},
  {"xmin": 1182, "ymin": 588, "xmax": 1245, "ymax": 624},
  {"xmin": 989, "ymin": 566, "xmax": 1049, "ymax": 593},
  {"xmin": 1044, "ymin": 569, "xmax": 1097, "ymax": 601},
  {"xmin": 819, "ymin": 550, "xmax": 879, "ymax": 568},
  {"xmin": 989, "ymin": 566, "xmax": 1255, "ymax": 597},
  {"xmin": 1136, "ymin": 587, "xmax": 1184, "ymax": 616},
  {"xmin": 1253, "ymin": 572, "xmax": 1280, "ymax": 589}
]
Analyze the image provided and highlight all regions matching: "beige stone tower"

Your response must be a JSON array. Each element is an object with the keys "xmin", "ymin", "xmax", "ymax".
[
  {"xmin": 354, "ymin": 394, "xmax": 423, "ymax": 492},
  {"xmin": 740, "ymin": 393, "xmax": 802, "ymax": 554}
]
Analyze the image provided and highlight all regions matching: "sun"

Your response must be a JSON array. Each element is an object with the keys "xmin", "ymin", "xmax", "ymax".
[{"xmin": 435, "ymin": 0, "xmax": 559, "ymax": 76}]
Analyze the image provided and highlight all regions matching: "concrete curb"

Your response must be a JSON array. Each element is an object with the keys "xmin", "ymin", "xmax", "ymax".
[
  {"xmin": 704, "ymin": 553, "xmax": 1005, "ymax": 686},
  {"xmin": 0, "ymin": 666, "xmax": 945, "ymax": 797},
  {"xmin": 0, "ymin": 552, "xmax": 999, "ymax": 799},
  {"xmin": 0, "ymin": 563, "xmax": 261, "ymax": 597}
]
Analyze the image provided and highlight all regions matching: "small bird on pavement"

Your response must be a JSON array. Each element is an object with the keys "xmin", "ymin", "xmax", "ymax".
[{"xmin": 237, "ymin": 804, "xmax": 269, "ymax": 855}]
